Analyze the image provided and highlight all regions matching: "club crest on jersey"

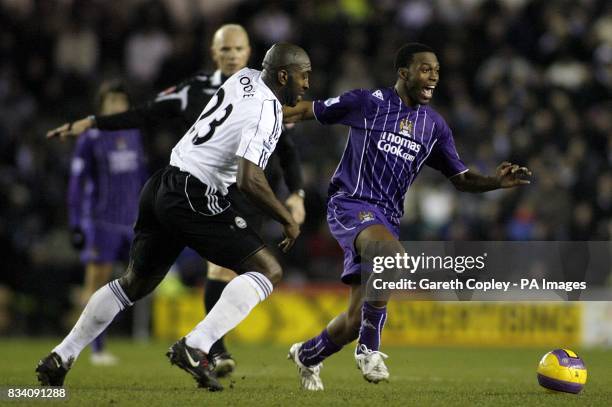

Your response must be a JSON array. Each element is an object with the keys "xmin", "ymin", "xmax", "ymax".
[
  {"xmin": 399, "ymin": 118, "xmax": 414, "ymax": 137},
  {"xmin": 235, "ymin": 216, "xmax": 247, "ymax": 229},
  {"xmin": 372, "ymin": 90, "xmax": 384, "ymax": 100},
  {"xmin": 358, "ymin": 211, "xmax": 375, "ymax": 223}
]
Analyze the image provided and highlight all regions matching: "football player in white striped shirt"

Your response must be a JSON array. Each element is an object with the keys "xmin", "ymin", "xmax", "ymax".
[{"xmin": 37, "ymin": 43, "xmax": 312, "ymax": 391}]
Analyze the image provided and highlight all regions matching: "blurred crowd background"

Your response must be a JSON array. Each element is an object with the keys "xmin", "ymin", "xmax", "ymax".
[{"xmin": 0, "ymin": 0, "xmax": 610, "ymax": 334}]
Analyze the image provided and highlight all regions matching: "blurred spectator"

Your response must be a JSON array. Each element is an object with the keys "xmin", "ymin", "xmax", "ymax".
[
  {"xmin": 0, "ymin": 0, "xmax": 609, "ymax": 310},
  {"xmin": 250, "ymin": 3, "xmax": 294, "ymax": 44},
  {"xmin": 124, "ymin": 1, "xmax": 172, "ymax": 85},
  {"xmin": 54, "ymin": 20, "xmax": 99, "ymax": 79}
]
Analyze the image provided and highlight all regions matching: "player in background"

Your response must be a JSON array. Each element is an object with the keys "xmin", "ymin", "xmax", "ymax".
[
  {"xmin": 46, "ymin": 24, "xmax": 306, "ymax": 376},
  {"xmin": 37, "ymin": 43, "xmax": 311, "ymax": 391},
  {"xmin": 283, "ymin": 43, "xmax": 532, "ymax": 390},
  {"xmin": 67, "ymin": 80, "xmax": 146, "ymax": 366}
]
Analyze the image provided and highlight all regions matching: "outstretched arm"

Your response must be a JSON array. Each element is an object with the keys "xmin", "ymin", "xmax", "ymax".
[
  {"xmin": 282, "ymin": 101, "xmax": 315, "ymax": 123},
  {"xmin": 450, "ymin": 162, "xmax": 532, "ymax": 192},
  {"xmin": 47, "ymin": 82, "xmax": 188, "ymax": 139}
]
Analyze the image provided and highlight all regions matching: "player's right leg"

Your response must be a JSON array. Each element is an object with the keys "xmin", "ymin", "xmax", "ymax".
[
  {"xmin": 287, "ymin": 283, "xmax": 362, "ymax": 391},
  {"xmin": 155, "ymin": 166, "xmax": 280, "ymax": 390},
  {"xmin": 36, "ymin": 168, "xmax": 186, "ymax": 386},
  {"xmin": 168, "ymin": 248, "xmax": 280, "ymax": 391}
]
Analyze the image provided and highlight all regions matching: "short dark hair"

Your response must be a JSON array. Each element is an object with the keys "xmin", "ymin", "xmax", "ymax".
[
  {"xmin": 394, "ymin": 43, "xmax": 434, "ymax": 71},
  {"xmin": 95, "ymin": 79, "xmax": 130, "ymax": 114}
]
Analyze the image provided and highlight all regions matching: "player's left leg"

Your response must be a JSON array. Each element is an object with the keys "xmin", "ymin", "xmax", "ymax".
[
  {"xmin": 205, "ymin": 262, "xmax": 236, "ymax": 376},
  {"xmin": 288, "ymin": 282, "xmax": 362, "ymax": 391},
  {"xmin": 36, "ymin": 232, "xmax": 184, "ymax": 386},
  {"xmin": 36, "ymin": 168, "xmax": 185, "ymax": 386}
]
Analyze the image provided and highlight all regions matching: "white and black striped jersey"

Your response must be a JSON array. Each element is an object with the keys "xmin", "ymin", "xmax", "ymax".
[{"xmin": 170, "ymin": 68, "xmax": 283, "ymax": 195}]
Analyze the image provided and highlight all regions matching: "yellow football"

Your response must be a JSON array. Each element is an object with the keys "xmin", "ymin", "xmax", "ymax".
[{"xmin": 537, "ymin": 349, "xmax": 587, "ymax": 394}]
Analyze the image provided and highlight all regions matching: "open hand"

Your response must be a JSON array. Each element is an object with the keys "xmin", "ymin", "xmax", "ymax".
[{"xmin": 496, "ymin": 162, "xmax": 532, "ymax": 188}]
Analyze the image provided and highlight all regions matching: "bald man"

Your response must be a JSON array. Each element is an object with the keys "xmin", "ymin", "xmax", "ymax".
[
  {"xmin": 46, "ymin": 25, "xmax": 306, "ymax": 376},
  {"xmin": 37, "ymin": 42, "xmax": 311, "ymax": 391}
]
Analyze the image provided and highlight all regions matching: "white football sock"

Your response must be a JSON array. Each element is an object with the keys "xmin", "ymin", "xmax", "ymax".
[
  {"xmin": 53, "ymin": 280, "xmax": 132, "ymax": 365},
  {"xmin": 185, "ymin": 272, "xmax": 272, "ymax": 353}
]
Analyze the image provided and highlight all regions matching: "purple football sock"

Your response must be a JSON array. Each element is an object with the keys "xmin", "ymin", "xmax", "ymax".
[
  {"xmin": 298, "ymin": 329, "xmax": 342, "ymax": 367},
  {"xmin": 356, "ymin": 302, "xmax": 387, "ymax": 354},
  {"xmin": 92, "ymin": 332, "xmax": 105, "ymax": 354}
]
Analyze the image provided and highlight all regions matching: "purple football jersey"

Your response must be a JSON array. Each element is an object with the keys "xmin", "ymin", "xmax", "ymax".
[
  {"xmin": 67, "ymin": 129, "xmax": 147, "ymax": 228},
  {"xmin": 314, "ymin": 87, "xmax": 467, "ymax": 226}
]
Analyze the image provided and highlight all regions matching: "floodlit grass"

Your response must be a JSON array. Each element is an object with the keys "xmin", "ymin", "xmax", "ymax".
[{"xmin": 1, "ymin": 338, "xmax": 610, "ymax": 406}]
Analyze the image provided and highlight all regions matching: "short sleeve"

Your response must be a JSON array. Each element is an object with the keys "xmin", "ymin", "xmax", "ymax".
[
  {"xmin": 236, "ymin": 99, "xmax": 280, "ymax": 168},
  {"xmin": 425, "ymin": 121, "xmax": 468, "ymax": 178},
  {"xmin": 313, "ymin": 89, "xmax": 367, "ymax": 126}
]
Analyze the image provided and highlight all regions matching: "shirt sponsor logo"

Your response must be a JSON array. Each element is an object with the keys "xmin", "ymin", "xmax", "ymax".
[
  {"xmin": 109, "ymin": 150, "xmax": 139, "ymax": 173},
  {"xmin": 377, "ymin": 132, "xmax": 421, "ymax": 161}
]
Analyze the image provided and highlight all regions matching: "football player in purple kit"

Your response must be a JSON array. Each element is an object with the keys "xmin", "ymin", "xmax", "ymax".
[
  {"xmin": 67, "ymin": 80, "xmax": 146, "ymax": 366},
  {"xmin": 283, "ymin": 43, "xmax": 532, "ymax": 390}
]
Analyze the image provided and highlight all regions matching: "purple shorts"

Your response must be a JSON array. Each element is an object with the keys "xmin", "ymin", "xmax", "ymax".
[
  {"xmin": 326, "ymin": 194, "xmax": 399, "ymax": 285},
  {"xmin": 80, "ymin": 221, "xmax": 133, "ymax": 264}
]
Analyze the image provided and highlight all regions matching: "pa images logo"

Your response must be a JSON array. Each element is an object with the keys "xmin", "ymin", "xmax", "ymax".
[{"xmin": 358, "ymin": 211, "xmax": 375, "ymax": 223}]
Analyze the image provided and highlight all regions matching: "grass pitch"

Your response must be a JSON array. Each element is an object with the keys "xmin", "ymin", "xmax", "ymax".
[{"xmin": 1, "ymin": 338, "xmax": 610, "ymax": 406}]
